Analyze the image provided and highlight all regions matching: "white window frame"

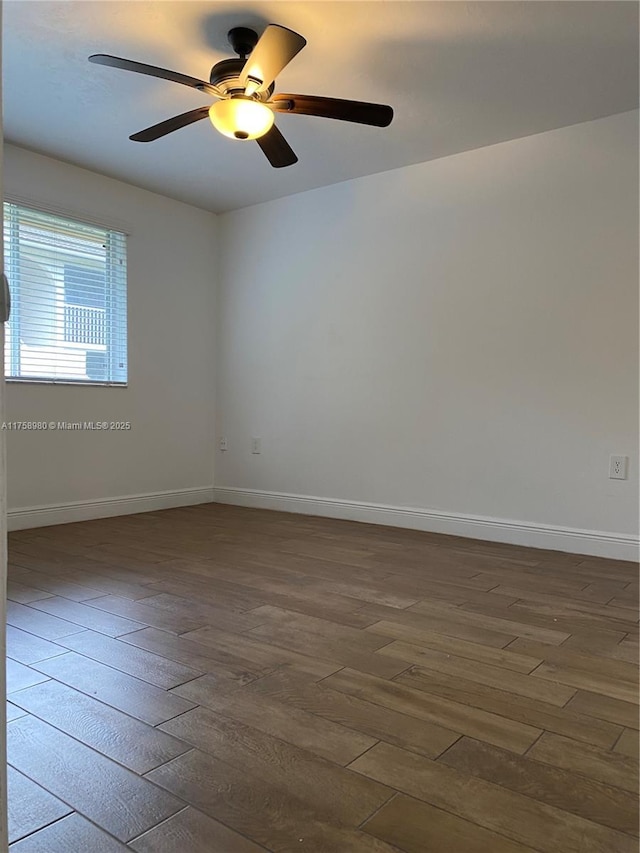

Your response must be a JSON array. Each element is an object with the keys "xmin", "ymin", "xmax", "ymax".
[{"xmin": 3, "ymin": 201, "xmax": 128, "ymax": 386}]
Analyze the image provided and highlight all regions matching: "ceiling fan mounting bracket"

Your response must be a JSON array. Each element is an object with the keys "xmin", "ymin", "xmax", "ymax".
[{"xmin": 227, "ymin": 27, "xmax": 259, "ymax": 59}]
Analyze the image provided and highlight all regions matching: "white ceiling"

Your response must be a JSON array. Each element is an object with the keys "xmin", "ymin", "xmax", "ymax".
[{"xmin": 4, "ymin": 1, "xmax": 638, "ymax": 213}]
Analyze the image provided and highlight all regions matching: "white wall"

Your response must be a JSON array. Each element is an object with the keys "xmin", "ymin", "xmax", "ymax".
[
  {"xmin": 216, "ymin": 111, "xmax": 639, "ymax": 553},
  {"xmin": 4, "ymin": 145, "xmax": 217, "ymax": 518}
]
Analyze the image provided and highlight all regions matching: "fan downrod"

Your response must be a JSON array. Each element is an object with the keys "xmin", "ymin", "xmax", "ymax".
[{"xmin": 227, "ymin": 27, "xmax": 259, "ymax": 59}]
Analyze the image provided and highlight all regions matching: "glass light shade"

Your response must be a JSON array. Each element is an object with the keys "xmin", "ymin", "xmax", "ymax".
[{"xmin": 208, "ymin": 98, "xmax": 274, "ymax": 140}]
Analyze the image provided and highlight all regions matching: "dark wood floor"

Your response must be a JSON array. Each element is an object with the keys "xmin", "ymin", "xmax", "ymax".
[{"xmin": 5, "ymin": 503, "xmax": 639, "ymax": 852}]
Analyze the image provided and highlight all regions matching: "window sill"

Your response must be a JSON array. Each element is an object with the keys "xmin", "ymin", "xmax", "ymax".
[{"xmin": 6, "ymin": 379, "xmax": 128, "ymax": 388}]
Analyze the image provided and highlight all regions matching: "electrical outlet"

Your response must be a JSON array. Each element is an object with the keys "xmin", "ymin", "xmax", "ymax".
[
  {"xmin": 609, "ymin": 455, "xmax": 628, "ymax": 480},
  {"xmin": 219, "ymin": 437, "xmax": 228, "ymax": 451},
  {"xmin": 251, "ymin": 437, "xmax": 261, "ymax": 454}
]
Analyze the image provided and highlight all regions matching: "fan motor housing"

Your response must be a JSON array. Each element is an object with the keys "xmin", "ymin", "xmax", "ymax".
[{"xmin": 209, "ymin": 58, "xmax": 274, "ymax": 100}]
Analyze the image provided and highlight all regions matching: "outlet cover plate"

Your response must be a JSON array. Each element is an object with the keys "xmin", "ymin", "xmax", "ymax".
[{"xmin": 609, "ymin": 455, "xmax": 628, "ymax": 480}]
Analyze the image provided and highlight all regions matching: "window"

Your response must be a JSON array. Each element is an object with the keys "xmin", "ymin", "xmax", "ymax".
[{"xmin": 3, "ymin": 202, "xmax": 127, "ymax": 384}]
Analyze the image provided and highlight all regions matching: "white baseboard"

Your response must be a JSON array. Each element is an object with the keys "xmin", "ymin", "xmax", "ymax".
[
  {"xmin": 8, "ymin": 486, "xmax": 215, "ymax": 531},
  {"xmin": 214, "ymin": 486, "xmax": 639, "ymax": 562},
  {"xmin": 9, "ymin": 483, "xmax": 638, "ymax": 562}
]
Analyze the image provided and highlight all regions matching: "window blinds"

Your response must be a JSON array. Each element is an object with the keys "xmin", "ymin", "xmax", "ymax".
[{"xmin": 3, "ymin": 202, "xmax": 128, "ymax": 385}]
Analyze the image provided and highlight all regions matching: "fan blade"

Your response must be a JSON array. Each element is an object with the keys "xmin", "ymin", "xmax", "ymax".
[
  {"xmin": 239, "ymin": 25, "xmax": 306, "ymax": 95},
  {"xmin": 256, "ymin": 125, "xmax": 298, "ymax": 168},
  {"xmin": 129, "ymin": 106, "xmax": 211, "ymax": 142},
  {"xmin": 272, "ymin": 94, "xmax": 393, "ymax": 127},
  {"xmin": 89, "ymin": 54, "xmax": 220, "ymax": 97}
]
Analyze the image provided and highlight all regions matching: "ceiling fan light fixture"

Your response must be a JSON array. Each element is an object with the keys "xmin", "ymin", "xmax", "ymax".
[
  {"xmin": 90, "ymin": 24, "xmax": 393, "ymax": 168},
  {"xmin": 208, "ymin": 97, "xmax": 274, "ymax": 140}
]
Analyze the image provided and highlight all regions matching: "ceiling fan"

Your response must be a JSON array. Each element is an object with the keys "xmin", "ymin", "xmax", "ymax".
[{"xmin": 89, "ymin": 24, "xmax": 394, "ymax": 168}]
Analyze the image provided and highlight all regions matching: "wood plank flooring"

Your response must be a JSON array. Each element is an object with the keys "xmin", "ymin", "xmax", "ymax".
[{"xmin": 6, "ymin": 503, "xmax": 639, "ymax": 852}]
